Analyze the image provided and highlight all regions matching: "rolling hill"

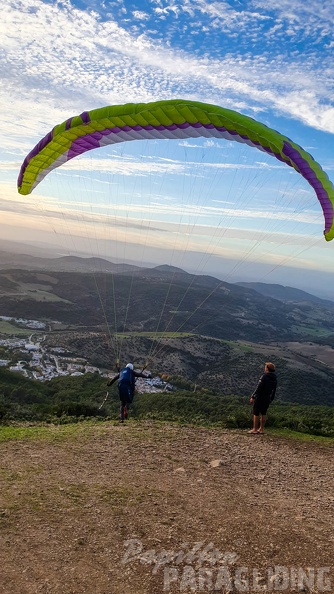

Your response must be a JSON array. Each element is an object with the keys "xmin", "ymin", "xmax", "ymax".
[
  {"xmin": 0, "ymin": 256, "xmax": 333, "ymax": 406},
  {"xmin": 236, "ymin": 281, "xmax": 334, "ymax": 307}
]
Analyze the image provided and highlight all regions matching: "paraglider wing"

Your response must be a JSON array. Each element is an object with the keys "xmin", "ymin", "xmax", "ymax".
[{"xmin": 17, "ymin": 99, "xmax": 334, "ymax": 241}]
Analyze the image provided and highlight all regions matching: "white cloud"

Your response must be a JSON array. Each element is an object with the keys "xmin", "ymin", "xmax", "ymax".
[
  {"xmin": 182, "ymin": 0, "xmax": 270, "ymax": 28},
  {"xmin": 59, "ymin": 156, "xmax": 185, "ymax": 176},
  {"xmin": 178, "ymin": 141, "xmax": 203, "ymax": 148},
  {"xmin": 58, "ymin": 156, "xmax": 285, "ymax": 175},
  {"xmin": 0, "ymin": 0, "xmax": 333, "ymax": 283},
  {"xmin": 0, "ymin": 177, "xmax": 322, "ymax": 229},
  {"xmin": 1, "ymin": 0, "xmax": 334, "ymax": 149},
  {"xmin": 0, "ymin": 161, "xmax": 21, "ymax": 171},
  {"xmin": 132, "ymin": 10, "xmax": 149, "ymax": 20},
  {"xmin": 203, "ymin": 140, "xmax": 223, "ymax": 148}
]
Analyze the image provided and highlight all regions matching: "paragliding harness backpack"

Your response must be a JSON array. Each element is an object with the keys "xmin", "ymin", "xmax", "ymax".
[{"xmin": 118, "ymin": 367, "xmax": 135, "ymax": 401}]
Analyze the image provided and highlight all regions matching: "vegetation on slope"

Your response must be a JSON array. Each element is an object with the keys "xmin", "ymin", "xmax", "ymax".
[{"xmin": 0, "ymin": 369, "xmax": 333, "ymax": 438}]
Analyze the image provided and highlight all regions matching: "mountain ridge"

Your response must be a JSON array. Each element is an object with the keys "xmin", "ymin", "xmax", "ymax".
[
  {"xmin": 236, "ymin": 281, "xmax": 334, "ymax": 307},
  {"xmin": 0, "ymin": 245, "xmax": 333, "ymax": 306}
]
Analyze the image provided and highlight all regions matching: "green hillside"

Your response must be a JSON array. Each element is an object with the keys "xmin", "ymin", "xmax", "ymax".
[{"xmin": 0, "ymin": 369, "xmax": 333, "ymax": 437}]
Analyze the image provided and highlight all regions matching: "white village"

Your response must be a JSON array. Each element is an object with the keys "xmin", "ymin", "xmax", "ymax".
[{"xmin": 0, "ymin": 315, "xmax": 172, "ymax": 392}]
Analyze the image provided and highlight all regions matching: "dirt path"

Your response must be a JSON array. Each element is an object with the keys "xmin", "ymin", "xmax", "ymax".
[{"xmin": 0, "ymin": 422, "xmax": 333, "ymax": 593}]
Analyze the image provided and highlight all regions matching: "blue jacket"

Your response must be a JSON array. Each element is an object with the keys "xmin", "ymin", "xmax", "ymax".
[
  {"xmin": 118, "ymin": 366, "xmax": 135, "ymax": 389},
  {"xmin": 107, "ymin": 367, "xmax": 149, "ymax": 392}
]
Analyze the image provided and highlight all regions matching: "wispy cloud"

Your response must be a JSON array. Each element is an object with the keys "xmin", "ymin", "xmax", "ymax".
[
  {"xmin": 1, "ymin": 153, "xmax": 286, "ymax": 183},
  {"xmin": 132, "ymin": 10, "xmax": 149, "ymax": 21},
  {"xmin": 57, "ymin": 156, "xmax": 286, "ymax": 175},
  {"xmin": 0, "ymin": 180, "xmax": 323, "ymax": 229},
  {"xmin": 1, "ymin": 0, "xmax": 334, "ymax": 147},
  {"xmin": 59, "ymin": 157, "xmax": 185, "ymax": 176},
  {"xmin": 0, "ymin": 0, "xmax": 333, "ymax": 285}
]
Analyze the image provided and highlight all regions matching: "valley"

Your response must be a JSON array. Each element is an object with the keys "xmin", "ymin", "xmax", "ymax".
[{"xmin": 0, "ymin": 254, "xmax": 333, "ymax": 406}]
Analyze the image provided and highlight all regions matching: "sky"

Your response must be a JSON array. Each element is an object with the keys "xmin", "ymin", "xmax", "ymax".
[{"xmin": 1, "ymin": 0, "xmax": 334, "ymax": 299}]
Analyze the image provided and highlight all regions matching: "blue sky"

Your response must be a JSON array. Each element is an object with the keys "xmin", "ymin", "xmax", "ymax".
[{"xmin": 1, "ymin": 0, "xmax": 334, "ymax": 298}]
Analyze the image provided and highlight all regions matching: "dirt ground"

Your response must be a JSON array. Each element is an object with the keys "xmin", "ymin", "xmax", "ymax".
[{"xmin": 0, "ymin": 422, "xmax": 333, "ymax": 594}]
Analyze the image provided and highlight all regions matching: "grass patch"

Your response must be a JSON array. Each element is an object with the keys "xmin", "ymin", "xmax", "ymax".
[
  {"xmin": 59, "ymin": 483, "xmax": 89, "ymax": 503},
  {"xmin": 115, "ymin": 332, "xmax": 194, "ymax": 338},
  {"xmin": 0, "ymin": 468, "xmax": 23, "ymax": 483},
  {"xmin": 22, "ymin": 290, "xmax": 71, "ymax": 303},
  {"xmin": 266, "ymin": 427, "xmax": 334, "ymax": 445},
  {"xmin": 16, "ymin": 283, "xmax": 72, "ymax": 303},
  {"xmin": 200, "ymin": 337, "xmax": 255, "ymax": 353},
  {"xmin": 0, "ymin": 321, "xmax": 32, "ymax": 336},
  {"xmin": 0, "ymin": 420, "xmax": 115, "ymax": 443},
  {"xmin": 98, "ymin": 486, "xmax": 140, "ymax": 506},
  {"xmin": 292, "ymin": 325, "xmax": 332, "ymax": 338},
  {"xmin": 222, "ymin": 340, "xmax": 254, "ymax": 352},
  {"xmin": 1, "ymin": 419, "xmax": 333, "ymax": 447}
]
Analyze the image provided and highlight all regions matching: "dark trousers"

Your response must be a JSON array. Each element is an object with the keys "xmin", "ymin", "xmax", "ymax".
[{"xmin": 118, "ymin": 383, "xmax": 134, "ymax": 420}]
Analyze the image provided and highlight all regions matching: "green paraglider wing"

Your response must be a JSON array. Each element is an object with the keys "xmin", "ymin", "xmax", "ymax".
[{"xmin": 17, "ymin": 99, "xmax": 334, "ymax": 241}]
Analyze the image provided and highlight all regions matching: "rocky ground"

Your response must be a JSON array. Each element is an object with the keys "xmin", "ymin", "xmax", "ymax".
[{"xmin": 0, "ymin": 422, "xmax": 333, "ymax": 594}]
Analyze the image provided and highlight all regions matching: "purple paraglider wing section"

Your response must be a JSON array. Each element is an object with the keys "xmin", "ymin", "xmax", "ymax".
[{"xmin": 17, "ymin": 99, "xmax": 334, "ymax": 241}]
